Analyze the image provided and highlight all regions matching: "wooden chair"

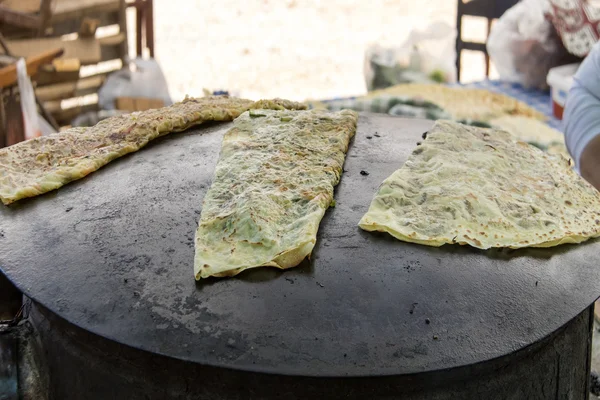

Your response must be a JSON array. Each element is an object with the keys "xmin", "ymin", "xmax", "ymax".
[
  {"xmin": 127, "ymin": 0, "xmax": 154, "ymax": 57},
  {"xmin": 0, "ymin": 0, "xmax": 156, "ymax": 135},
  {"xmin": 456, "ymin": 0, "xmax": 520, "ymax": 81},
  {"xmin": 0, "ymin": 0, "xmax": 53, "ymax": 36},
  {"xmin": 0, "ymin": 0, "xmax": 131, "ymax": 130}
]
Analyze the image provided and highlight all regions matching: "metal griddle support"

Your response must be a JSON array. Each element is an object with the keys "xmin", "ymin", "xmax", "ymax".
[
  {"xmin": 2, "ymin": 115, "xmax": 600, "ymax": 394},
  {"xmin": 30, "ymin": 301, "xmax": 594, "ymax": 400},
  {"xmin": 0, "ymin": 334, "xmax": 17, "ymax": 400}
]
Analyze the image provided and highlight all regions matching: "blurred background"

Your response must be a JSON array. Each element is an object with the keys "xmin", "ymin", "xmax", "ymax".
[
  {"xmin": 151, "ymin": 0, "xmax": 494, "ymax": 101},
  {"xmin": 5, "ymin": 2, "xmax": 600, "ymax": 398},
  {"xmin": 0, "ymin": 0, "xmax": 500, "ymax": 139}
]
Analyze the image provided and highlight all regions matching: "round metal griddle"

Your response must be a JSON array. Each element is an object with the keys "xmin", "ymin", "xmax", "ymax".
[{"xmin": 1, "ymin": 113, "xmax": 599, "ymax": 377}]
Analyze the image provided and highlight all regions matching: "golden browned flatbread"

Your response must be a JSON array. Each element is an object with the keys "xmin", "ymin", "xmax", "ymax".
[
  {"xmin": 359, "ymin": 120, "xmax": 600, "ymax": 249},
  {"xmin": 365, "ymin": 84, "xmax": 547, "ymax": 122},
  {"xmin": 194, "ymin": 109, "xmax": 358, "ymax": 279},
  {"xmin": 489, "ymin": 115, "xmax": 570, "ymax": 159},
  {"xmin": 0, "ymin": 96, "xmax": 306, "ymax": 205}
]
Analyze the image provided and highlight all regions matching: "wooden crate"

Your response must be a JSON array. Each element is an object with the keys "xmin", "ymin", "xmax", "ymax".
[
  {"xmin": 115, "ymin": 96, "xmax": 164, "ymax": 112},
  {"xmin": 0, "ymin": 0, "xmax": 129, "ymax": 126}
]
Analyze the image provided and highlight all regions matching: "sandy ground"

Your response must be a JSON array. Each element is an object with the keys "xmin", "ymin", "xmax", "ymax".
[{"xmin": 151, "ymin": 0, "xmax": 491, "ymax": 102}]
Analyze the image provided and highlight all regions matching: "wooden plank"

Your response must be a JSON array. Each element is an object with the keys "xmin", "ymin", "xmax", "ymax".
[
  {"xmin": 1, "ymin": 0, "xmax": 41, "ymax": 14},
  {"xmin": 79, "ymin": 17, "xmax": 100, "ymax": 37},
  {"xmin": 5, "ymin": 33, "xmax": 124, "ymax": 68},
  {"xmin": 0, "ymin": 24, "xmax": 34, "ymax": 40},
  {"xmin": 115, "ymin": 96, "xmax": 134, "ymax": 111},
  {"xmin": 0, "ymin": 54, "xmax": 17, "ymax": 66},
  {"xmin": 35, "ymin": 75, "xmax": 104, "ymax": 101},
  {"xmin": 101, "ymin": 45, "xmax": 122, "ymax": 63},
  {"xmin": 0, "ymin": 5, "xmax": 41, "ymax": 29},
  {"xmin": 39, "ymin": 0, "xmax": 53, "ymax": 33},
  {"xmin": 43, "ymin": 99, "xmax": 61, "ymax": 114},
  {"xmin": 52, "ymin": 102, "xmax": 99, "ymax": 125},
  {"xmin": 136, "ymin": 97, "xmax": 163, "ymax": 111},
  {"xmin": 100, "ymin": 32, "xmax": 125, "ymax": 60},
  {"xmin": 44, "ymin": 93, "xmax": 100, "ymax": 114},
  {"xmin": 53, "ymin": 58, "xmax": 81, "ymax": 72},
  {"xmin": 98, "ymin": 31, "xmax": 125, "ymax": 46},
  {"xmin": 116, "ymin": 96, "xmax": 164, "ymax": 111},
  {"xmin": 51, "ymin": 0, "xmax": 121, "ymax": 23},
  {"xmin": 0, "ymin": 47, "xmax": 63, "ymax": 88},
  {"xmin": 36, "ymin": 56, "xmax": 121, "ymax": 86},
  {"xmin": 49, "ymin": 10, "xmax": 119, "ymax": 37},
  {"xmin": 35, "ymin": 68, "xmax": 80, "ymax": 86},
  {"xmin": 4, "ymin": 37, "xmax": 101, "ymax": 65},
  {"xmin": 79, "ymin": 57, "xmax": 122, "ymax": 78}
]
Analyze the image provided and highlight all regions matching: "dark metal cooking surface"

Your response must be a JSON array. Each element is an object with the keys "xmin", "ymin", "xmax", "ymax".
[{"xmin": 1, "ymin": 113, "xmax": 600, "ymax": 377}]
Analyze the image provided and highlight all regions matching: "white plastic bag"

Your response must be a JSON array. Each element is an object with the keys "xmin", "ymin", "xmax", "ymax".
[
  {"xmin": 364, "ymin": 21, "xmax": 457, "ymax": 91},
  {"xmin": 405, "ymin": 21, "xmax": 457, "ymax": 83},
  {"xmin": 487, "ymin": 0, "xmax": 566, "ymax": 89},
  {"xmin": 98, "ymin": 58, "xmax": 173, "ymax": 110},
  {"xmin": 16, "ymin": 58, "xmax": 41, "ymax": 140}
]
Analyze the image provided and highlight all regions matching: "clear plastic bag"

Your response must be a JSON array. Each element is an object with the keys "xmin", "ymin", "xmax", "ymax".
[
  {"xmin": 487, "ymin": 0, "xmax": 567, "ymax": 89},
  {"xmin": 98, "ymin": 58, "xmax": 173, "ymax": 110},
  {"xmin": 16, "ymin": 58, "xmax": 41, "ymax": 140},
  {"xmin": 364, "ymin": 21, "xmax": 457, "ymax": 91}
]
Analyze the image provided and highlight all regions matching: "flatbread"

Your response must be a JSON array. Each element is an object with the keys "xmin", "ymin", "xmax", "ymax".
[
  {"xmin": 0, "ymin": 96, "xmax": 306, "ymax": 205},
  {"xmin": 547, "ymin": 143, "xmax": 571, "ymax": 159},
  {"xmin": 489, "ymin": 115, "xmax": 570, "ymax": 159},
  {"xmin": 194, "ymin": 109, "xmax": 358, "ymax": 279},
  {"xmin": 359, "ymin": 120, "xmax": 600, "ymax": 249},
  {"xmin": 365, "ymin": 84, "xmax": 547, "ymax": 122}
]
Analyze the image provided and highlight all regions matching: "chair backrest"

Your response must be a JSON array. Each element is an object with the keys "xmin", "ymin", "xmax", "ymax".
[
  {"xmin": 456, "ymin": 0, "xmax": 521, "ymax": 81},
  {"xmin": 457, "ymin": 0, "xmax": 520, "ymax": 20}
]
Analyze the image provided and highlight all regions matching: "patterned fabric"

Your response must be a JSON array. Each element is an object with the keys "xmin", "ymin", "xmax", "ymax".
[
  {"xmin": 319, "ymin": 81, "xmax": 561, "ymax": 130},
  {"xmin": 453, "ymin": 80, "xmax": 561, "ymax": 130},
  {"xmin": 321, "ymin": 95, "xmax": 451, "ymax": 120},
  {"xmin": 319, "ymin": 95, "xmax": 495, "ymax": 128},
  {"xmin": 547, "ymin": 0, "xmax": 600, "ymax": 57}
]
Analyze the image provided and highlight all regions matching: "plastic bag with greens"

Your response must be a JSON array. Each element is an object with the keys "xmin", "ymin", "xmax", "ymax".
[{"xmin": 364, "ymin": 21, "xmax": 457, "ymax": 91}]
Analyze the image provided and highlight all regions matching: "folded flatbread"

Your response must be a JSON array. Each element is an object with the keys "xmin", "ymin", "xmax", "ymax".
[
  {"xmin": 365, "ymin": 84, "xmax": 547, "ymax": 122},
  {"xmin": 194, "ymin": 109, "xmax": 358, "ymax": 279},
  {"xmin": 0, "ymin": 96, "xmax": 306, "ymax": 205},
  {"xmin": 489, "ymin": 115, "xmax": 570, "ymax": 159},
  {"xmin": 359, "ymin": 120, "xmax": 600, "ymax": 249}
]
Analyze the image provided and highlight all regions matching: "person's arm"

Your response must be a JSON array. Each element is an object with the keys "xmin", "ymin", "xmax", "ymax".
[
  {"xmin": 564, "ymin": 41, "xmax": 600, "ymax": 190},
  {"xmin": 580, "ymin": 135, "xmax": 600, "ymax": 190}
]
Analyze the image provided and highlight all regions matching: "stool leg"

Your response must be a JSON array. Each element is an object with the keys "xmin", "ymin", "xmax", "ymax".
[
  {"xmin": 147, "ymin": 0, "xmax": 154, "ymax": 58},
  {"xmin": 136, "ymin": 4, "xmax": 144, "ymax": 57}
]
